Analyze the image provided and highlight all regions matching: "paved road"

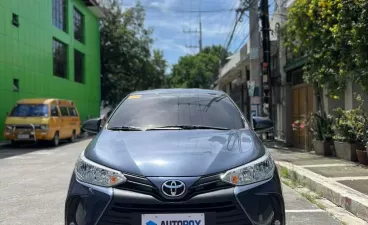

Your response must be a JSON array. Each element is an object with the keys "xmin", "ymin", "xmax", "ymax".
[{"xmin": 0, "ymin": 140, "xmax": 342, "ymax": 225}]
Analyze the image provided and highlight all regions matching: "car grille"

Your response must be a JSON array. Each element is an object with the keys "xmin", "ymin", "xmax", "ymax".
[
  {"xmin": 98, "ymin": 200, "xmax": 251, "ymax": 225},
  {"xmin": 14, "ymin": 124, "xmax": 34, "ymax": 129},
  {"xmin": 116, "ymin": 173, "xmax": 234, "ymax": 201}
]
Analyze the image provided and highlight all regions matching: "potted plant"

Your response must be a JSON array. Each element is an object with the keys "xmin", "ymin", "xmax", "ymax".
[
  {"xmin": 307, "ymin": 111, "xmax": 334, "ymax": 156},
  {"xmin": 332, "ymin": 95, "xmax": 367, "ymax": 162}
]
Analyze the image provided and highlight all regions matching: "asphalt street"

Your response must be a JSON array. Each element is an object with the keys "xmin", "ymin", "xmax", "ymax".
[{"xmin": 0, "ymin": 139, "xmax": 342, "ymax": 225}]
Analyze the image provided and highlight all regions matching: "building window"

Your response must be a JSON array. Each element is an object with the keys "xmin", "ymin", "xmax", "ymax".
[
  {"xmin": 73, "ymin": 7, "xmax": 84, "ymax": 43},
  {"xmin": 12, "ymin": 13, "xmax": 19, "ymax": 27},
  {"xmin": 53, "ymin": 39, "xmax": 68, "ymax": 78},
  {"xmin": 254, "ymin": 87, "xmax": 260, "ymax": 96},
  {"xmin": 53, "ymin": 0, "xmax": 67, "ymax": 32},
  {"xmin": 74, "ymin": 50, "xmax": 84, "ymax": 83},
  {"xmin": 13, "ymin": 78, "xmax": 19, "ymax": 92}
]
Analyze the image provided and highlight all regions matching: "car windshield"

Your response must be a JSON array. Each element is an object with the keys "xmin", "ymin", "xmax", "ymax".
[
  {"xmin": 10, "ymin": 104, "xmax": 49, "ymax": 117},
  {"xmin": 107, "ymin": 93, "xmax": 247, "ymax": 130}
]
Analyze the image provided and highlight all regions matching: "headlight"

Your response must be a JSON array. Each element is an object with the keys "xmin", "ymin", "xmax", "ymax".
[
  {"xmin": 34, "ymin": 124, "xmax": 48, "ymax": 130},
  {"xmin": 40, "ymin": 124, "xmax": 48, "ymax": 130},
  {"xmin": 5, "ymin": 125, "xmax": 14, "ymax": 130},
  {"xmin": 220, "ymin": 151, "xmax": 275, "ymax": 186},
  {"xmin": 75, "ymin": 151, "xmax": 127, "ymax": 187}
]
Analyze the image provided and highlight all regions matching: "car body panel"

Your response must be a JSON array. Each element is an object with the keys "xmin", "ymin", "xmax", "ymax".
[{"xmin": 84, "ymin": 128, "xmax": 266, "ymax": 177}]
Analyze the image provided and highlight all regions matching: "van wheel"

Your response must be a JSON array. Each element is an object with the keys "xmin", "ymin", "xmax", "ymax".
[
  {"xmin": 68, "ymin": 130, "xmax": 76, "ymax": 143},
  {"xmin": 51, "ymin": 132, "xmax": 60, "ymax": 147}
]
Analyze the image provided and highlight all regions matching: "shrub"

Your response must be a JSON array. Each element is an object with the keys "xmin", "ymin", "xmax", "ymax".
[
  {"xmin": 307, "ymin": 111, "xmax": 334, "ymax": 141},
  {"xmin": 332, "ymin": 95, "xmax": 368, "ymax": 144}
]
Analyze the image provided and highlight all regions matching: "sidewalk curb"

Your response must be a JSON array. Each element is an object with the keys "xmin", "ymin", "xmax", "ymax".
[{"xmin": 275, "ymin": 161, "xmax": 368, "ymax": 222}]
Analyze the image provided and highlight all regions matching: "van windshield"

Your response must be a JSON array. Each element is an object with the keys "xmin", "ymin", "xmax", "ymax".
[{"xmin": 10, "ymin": 104, "xmax": 49, "ymax": 117}]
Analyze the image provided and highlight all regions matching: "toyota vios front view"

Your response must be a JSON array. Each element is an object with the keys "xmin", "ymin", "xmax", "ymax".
[{"xmin": 65, "ymin": 88, "xmax": 285, "ymax": 225}]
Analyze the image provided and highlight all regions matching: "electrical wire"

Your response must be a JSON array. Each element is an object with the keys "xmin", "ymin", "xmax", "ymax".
[
  {"xmin": 221, "ymin": 0, "xmax": 239, "ymax": 48},
  {"xmin": 120, "ymin": 3, "xmax": 236, "ymax": 13},
  {"xmin": 233, "ymin": 14, "xmax": 260, "ymax": 52},
  {"xmin": 224, "ymin": 0, "xmax": 259, "ymax": 52}
]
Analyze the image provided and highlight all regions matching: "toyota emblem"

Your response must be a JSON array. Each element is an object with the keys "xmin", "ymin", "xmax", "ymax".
[{"xmin": 161, "ymin": 180, "xmax": 186, "ymax": 197}]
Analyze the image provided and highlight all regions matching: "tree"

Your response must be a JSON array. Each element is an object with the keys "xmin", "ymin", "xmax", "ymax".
[
  {"xmin": 100, "ymin": 0, "xmax": 167, "ymax": 107},
  {"xmin": 168, "ymin": 45, "xmax": 230, "ymax": 88},
  {"xmin": 284, "ymin": 0, "xmax": 368, "ymax": 96}
]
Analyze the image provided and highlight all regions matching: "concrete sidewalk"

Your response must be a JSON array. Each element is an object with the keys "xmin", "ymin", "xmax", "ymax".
[{"xmin": 268, "ymin": 144, "xmax": 368, "ymax": 222}]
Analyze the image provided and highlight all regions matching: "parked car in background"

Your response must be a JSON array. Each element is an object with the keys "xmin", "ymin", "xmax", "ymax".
[
  {"xmin": 3, "ymin": 98, "xmax": 81, "ymax": 146},
  {"xmin": 65, "ymin": 89, "xmax": 285, "ymax": 225}
]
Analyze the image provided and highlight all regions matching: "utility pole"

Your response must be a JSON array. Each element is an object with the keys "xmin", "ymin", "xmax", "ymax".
[
  {"xmin": 183, "ymin": 13, "xmax": 203, "ymax": 52},
  {"xmin": 199, "ymin": 18, "xmax": 202, "ymax": 51},
  {"xmin": 260, "ymin": 0, "xmax": 272, "ymax": 120}
]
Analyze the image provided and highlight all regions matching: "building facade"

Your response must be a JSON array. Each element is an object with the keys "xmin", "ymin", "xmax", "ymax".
[{"xmin": 0, "ymin": 0, "xmax": 103, "ymax": 137}]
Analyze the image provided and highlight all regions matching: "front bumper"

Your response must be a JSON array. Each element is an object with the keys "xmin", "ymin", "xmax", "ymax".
[
  {"xmin": 65, "ymin": 170, "xmax": 285, "ymax": 225},
  {"xmin": 3, "ymin": 130, "xmax": 53, "ymax": 141}
]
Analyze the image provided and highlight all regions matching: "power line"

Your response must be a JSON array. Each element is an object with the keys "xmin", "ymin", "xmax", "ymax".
[
  {"xmin": 121, "ymin": 3, "xmax": 236, "ymax": 13},
  {"xmin": 229, "ymin": 15, "xmax": 249, "ymax": 51},
  {"xmin": 225, "ymin": 0, "xmax": 256, "ymax": 51},
  {"xmin": 218, "ymin": 0, "xmax": 239, "ymax": 40},
  {"xmin": 233, "ymin": 14, "xmax": 259, "ymax": 52}
]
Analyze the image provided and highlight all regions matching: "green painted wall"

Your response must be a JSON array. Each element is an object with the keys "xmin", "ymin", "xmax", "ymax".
[{"xmin": 0, "ymin": 0, "xmax": 101, "ymax": 139}]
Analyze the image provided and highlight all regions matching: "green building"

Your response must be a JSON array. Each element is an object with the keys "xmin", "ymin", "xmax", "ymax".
[{"xmin": 0, "ymin": 0, "xmax": 103, "ymax": 138}]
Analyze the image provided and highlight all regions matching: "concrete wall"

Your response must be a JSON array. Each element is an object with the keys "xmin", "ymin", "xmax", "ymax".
[{"xmin": 344, "ymin": 81, "xmax": 368, "ymax": 111}]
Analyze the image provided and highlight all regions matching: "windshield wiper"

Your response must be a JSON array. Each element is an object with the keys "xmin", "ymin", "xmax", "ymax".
[
  {"xmin": 108, "ymin": 126, "xmax": 143, "ymax": 131},
  {"xmin": 147, "ymin": 125, "xmax": 230, "ymax": 130}
]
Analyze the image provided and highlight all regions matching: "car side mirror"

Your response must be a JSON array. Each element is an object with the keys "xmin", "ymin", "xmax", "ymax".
[
  {"xmin": 82, "ymin": 118, "xmax": 102, "ymax": 134},
  {"xmin": 252, "ymin": 116, "xmax": 273, "ymax": 133}
]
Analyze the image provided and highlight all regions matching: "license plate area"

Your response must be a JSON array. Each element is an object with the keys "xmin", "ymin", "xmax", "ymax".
[
  {"xmin": 142, "ymin": 213, "xmax": 205, "ymax": 225},
  {"xmin": 17, "ymin": 134, "xmax": 30, "ymax": 139}
]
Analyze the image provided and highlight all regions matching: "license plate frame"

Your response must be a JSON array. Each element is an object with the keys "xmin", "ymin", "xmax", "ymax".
[
  {"xmin": 17, "ymin": 134, "xmax": 30, "ymax": 139},
  {"xmin": 141, "ymin": 213, "xmax": 205, "ymax": 225}
]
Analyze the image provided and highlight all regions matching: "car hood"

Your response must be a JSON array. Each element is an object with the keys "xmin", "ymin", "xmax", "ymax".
[{"xmin": 84, "ymin": 129, "xmax": 266, "ymax": 177}]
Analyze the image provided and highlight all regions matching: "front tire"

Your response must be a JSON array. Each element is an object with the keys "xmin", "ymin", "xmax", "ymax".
[
  {"xmin": 51, "ymin": 132, "xmax": 60, "ymax": 147},
  {"xmin": 68, "ymin": 130, "xmax": 76, "ymax": 143}
]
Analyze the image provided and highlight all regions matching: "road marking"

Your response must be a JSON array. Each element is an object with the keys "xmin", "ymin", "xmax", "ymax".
[
  {"xmin": 302, "ymin": 164, "xmax": 355, "ymax": 168},
  {"xmin": 286, "ymin": 209, "xmax": 325, "ymax": 213},
  {"xmin": 29, "ymin": 151, "xmax": 53, "ymax": 155}
]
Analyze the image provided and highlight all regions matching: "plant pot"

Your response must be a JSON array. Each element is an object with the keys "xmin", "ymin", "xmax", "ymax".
[
  {"xmin": 356, "ymin": 149, "xmax": 368, "ymax": 165},
  {"xmin": 334, "ymin": 141, "xmax": 359, "ymax": 162},
  {"xmin": 312, "ymin": 139, "xmax": 332, "ymax": 156}
]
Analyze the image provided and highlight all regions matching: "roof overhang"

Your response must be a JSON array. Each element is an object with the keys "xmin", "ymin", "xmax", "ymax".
[{"xmin": 83, "ymin": 0, "xmax": 105, "ymax": 18}]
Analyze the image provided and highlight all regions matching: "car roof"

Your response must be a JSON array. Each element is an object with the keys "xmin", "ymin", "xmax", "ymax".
[
  {"xmin": 131, "ymin": 88, "xmax": 225, "ymax": 96},
  {"xmin": 16, "ymin": 98, "xmax": 74, "ymax": 105}
]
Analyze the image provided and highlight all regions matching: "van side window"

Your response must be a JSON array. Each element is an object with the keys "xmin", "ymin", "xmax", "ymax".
[
  {"xmin": 68, "ymin": 107, "xmax": 78, "ymax": 117},
  {"xmin": 51, "ymin": 105, "xmax": 59, "ymax": 117},
  {"xmin": 60, "ymin": 107, "xmax": 69, "ymax": 116}
]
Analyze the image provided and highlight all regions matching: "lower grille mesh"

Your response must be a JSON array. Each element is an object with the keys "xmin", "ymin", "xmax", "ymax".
[{"xmin": 98, "ymin": 200, "xmax": 251, "ymax": 225}]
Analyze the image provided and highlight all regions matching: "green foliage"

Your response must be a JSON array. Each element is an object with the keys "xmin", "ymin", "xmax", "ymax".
[
  {"xmin": 332, "ymin": 95, "xmax": 368, "ymax": 144},
  {"xmin": 284, "ymin": 0, "xmax": 368, "ymax": 95},
  {"xmin": 168, "ymin": 45, "xmax": 230, "ymax": 89},
  {"xmin": 100, "ymin": 0, "xmax": 167, "ymax": 107},
  {"xmin": 307, "ymin": 111, "xmax": 334, "ymax": 141}
]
